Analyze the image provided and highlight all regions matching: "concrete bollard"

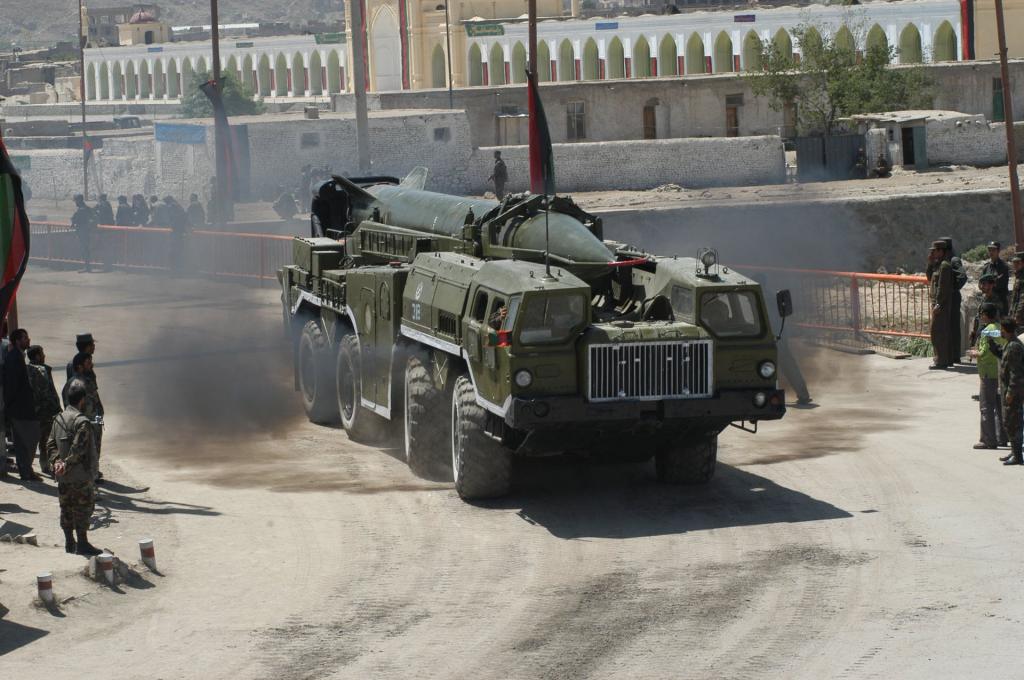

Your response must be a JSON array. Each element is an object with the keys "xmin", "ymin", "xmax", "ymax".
[
  {"xmin": 37, "ymin": 572, "xmax": 54, "ymax": 605},
  {"xmin": 96, "ymin": 552, "xmax": 115, "ymax": 585},
  {"xmin": 138, "ymin": 538, "xmax": 156, "ymax": 572}
]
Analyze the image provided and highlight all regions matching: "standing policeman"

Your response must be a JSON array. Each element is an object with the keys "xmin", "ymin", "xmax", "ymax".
[
  {"xmin": 47, "ymin": 379, "xmax": 102, "ymax": 556},
  {"xmin": 982, "ymin": 241, "xmax": 1010, "ymax": 312},
  {"xmin": 999, "ymin": 318, "xmax": 1024, "ymax": 466},
  {"xmin": 71, "ymin": 194, "xmax": 98, "ymax": 273}
]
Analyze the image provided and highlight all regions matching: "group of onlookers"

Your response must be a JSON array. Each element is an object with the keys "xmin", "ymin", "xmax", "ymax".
[{"xmin": 1, "ymin": 331, "xmax": 107, "ymax": 556}]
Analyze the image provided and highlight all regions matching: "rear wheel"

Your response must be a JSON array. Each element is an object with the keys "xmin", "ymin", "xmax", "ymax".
[
  {"xmin": 451, "ymin": 375, "xmax": 511, "ymax": 500},
  {"xmin": 298, "ymin": 319, "xmax": 338, "ymax": 424},
  {"xmin": 336, "ymin": 333, "xmax": 379, "ymax": 441},
  {"xmin": 404, "ymin": 351, "xmax": 450, "ymax": 480},
  {"xmin": 656, "ymin": 434, "xmax": 718, "ymax": 485}
]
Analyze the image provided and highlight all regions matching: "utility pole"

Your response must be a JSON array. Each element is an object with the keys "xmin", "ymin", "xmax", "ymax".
[
  {"xmin": 444, "ymin": 1, "xmax": 454, "ymax": 109},
  {"xmin": 78, "ymin": 0, "xmax": 89, "ymax": 199},
  {"xmin": 210, "ymin": 0, "xmax": 229, "ymax": 222},
  {"xmin": 528, "ymin": 0, "xmax": 537, "ymax": 78},
  {"xmin": 349, "ymin": 0, "xmax": 370, "ymax": 172},
  {"xmin": 995, "ymin": 0, "xmax": 1024, "ymax": 246}
]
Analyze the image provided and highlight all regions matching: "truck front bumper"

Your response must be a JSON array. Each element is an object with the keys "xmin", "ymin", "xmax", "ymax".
[{"xmin": 505, "ymin": 388, "xmax": 786, "ymax": 430}]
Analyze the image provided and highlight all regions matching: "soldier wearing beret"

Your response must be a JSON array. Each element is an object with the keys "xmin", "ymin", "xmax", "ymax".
[
  {"xmin": 929, "ymin": 240, "xmax": 957, "ymax": 369},
  {"xmin": 982, "ymin": 241, "xmax": 1010, "ymax": 311}
]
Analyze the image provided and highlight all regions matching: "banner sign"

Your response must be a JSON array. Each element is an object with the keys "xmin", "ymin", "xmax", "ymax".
[
  {"xmin": 734, "ymin": 14, "xmax": 756, "ymax": 22},
  {"xmin": 314, "ymin": 32, "xmax": 346, "ymax": 44},
  {"xmin": 595, "ymin": 21, "xmax": 619, "ymax": 30},
  {"xmin": 155, "ymin": 122, "xmax": 207, "ymax": 145},
  {"xmin": 235, "ymin": 40, "xmax": 254, "ymax": 48},
  {"xmin": 466, "ymin": 23, "xmax": 505, "ymax": 37}
]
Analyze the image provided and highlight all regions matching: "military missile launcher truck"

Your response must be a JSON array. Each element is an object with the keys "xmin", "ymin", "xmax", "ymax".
[{"xmin": 279, "ymin": 170, "xmax": 790, "ymax": 500}]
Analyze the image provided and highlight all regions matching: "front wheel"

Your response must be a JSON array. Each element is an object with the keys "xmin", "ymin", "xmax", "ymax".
[
  {"xmin": 451, "ymin": 375, "xmax": 511, "ymax": 500},
  {"xmin": 298, "ymin": 319, "xmax": 338, "ymax": 424},
  {"xmin": 336, "ymin": 334, "xmax": 380, "ymax": 442},
  {"xmin": 656, "ymin": 434, "xmax": 718, "ymax": 485}
]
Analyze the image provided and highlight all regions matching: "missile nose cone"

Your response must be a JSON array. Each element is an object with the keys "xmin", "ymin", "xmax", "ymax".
[{"xmin": 513, "ymin": 212, "xmax": 612, "ymax": 264}]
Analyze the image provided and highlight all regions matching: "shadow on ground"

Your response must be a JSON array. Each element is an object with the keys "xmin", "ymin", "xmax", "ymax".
[
  {"xmin": 487, "ymin": 458, "xmax": 850, "ymax": 540},
  {"xmin": 0, "ymin": 619, "xmax": 49, "ymax": 656}
]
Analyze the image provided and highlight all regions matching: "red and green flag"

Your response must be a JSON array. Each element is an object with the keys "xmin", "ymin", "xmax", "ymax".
[
  {"xmin": 527, "ymin": 69, "xmax": 555, "ymax": 196},
  {"xmin": 0, "ymin": 139, "xmax": 30, "ymax": 322}
]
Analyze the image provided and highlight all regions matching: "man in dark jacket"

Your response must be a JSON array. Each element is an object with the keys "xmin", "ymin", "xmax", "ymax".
[
  {"xmin": 27, "ymin": 345, "xmax": 61, "ymax": 476},
  {"xmin": 186, "ymin": 193, "xmax": 206, "ymax": 227},
  {"xmin": 115, "ymin": 195, "xmax": 134, "ymax": 226},
  {"xmin": 939, "ymin": 236, "xmax": 968, "ymax": 363},
  {"xmin": 95, "ymin": 193, "xmax": 114, "ymax": 225},
  {"xmin": 4, "ymin": 329, "xmax": 40, "ymax": 481},
  {"xmin": 929, "ymin": 241, "xmax": 956, "ymax": 369},
  {"xmin": 488, "ymin": 150, "xmax": 508, "ymax": 199},
  {"xmin": 982, "ymin": 241, "xmax": 1010, "ymax": 312},
  {"xmin": 71, "ymin": 194, "xmax": 98, "ymax": 273}
]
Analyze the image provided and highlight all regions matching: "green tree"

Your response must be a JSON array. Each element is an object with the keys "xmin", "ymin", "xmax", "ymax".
[
  {"xmin": 746, "ymin": 23, "xmax": 934, "ymax": 136},
  {"xmin": 179, "ymin": 70, "xmax": 265, "ymax": 119}
]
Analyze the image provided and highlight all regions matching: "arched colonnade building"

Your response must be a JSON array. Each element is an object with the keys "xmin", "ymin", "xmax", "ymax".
[
  {"xmin": 83, "ymin": 34, "xmax": 349, "ymax": 101},
  {"xmin": 459, "ymin": 0, "xmax": 962, "ymax": 87}
]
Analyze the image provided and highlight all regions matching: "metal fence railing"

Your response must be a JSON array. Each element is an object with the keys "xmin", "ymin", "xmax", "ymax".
[
  {"xmin": 30, "ymin": 222, "xmax": 293, "ymax": 287},
  {"xmin": 745, "ymin": 265, "xmax": 931, "ymax": 339}
]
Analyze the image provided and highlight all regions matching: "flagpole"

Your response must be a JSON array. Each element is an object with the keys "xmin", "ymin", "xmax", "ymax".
[
  {"xmin": 78, "ymin": 0, "xmax": 89, "ymax": 199},
  {"xmin": 544, "ymin": 194, "xmax": 551, "ymax": 278}
]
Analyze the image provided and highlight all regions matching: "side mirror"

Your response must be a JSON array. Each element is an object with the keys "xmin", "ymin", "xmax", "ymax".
[{"xmin": 777, "ymin": 289, "xmax": 793, "ymax": 318}]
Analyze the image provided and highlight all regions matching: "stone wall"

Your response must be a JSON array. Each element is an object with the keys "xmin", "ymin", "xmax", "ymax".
[
  {"xmin": 926, "ymin": 118, "xmax": 1024, "ymax": 165},
  {"xmin": 600, "ymin": 189, "xmax": 1016, "ymax": 273},
  {"xmin": 14, "ymin": 137, "xmax": 156, "ymax": 202},
  {"xmin": 473, "ymin": 136, "xmax": 785, "ymax": 194}
]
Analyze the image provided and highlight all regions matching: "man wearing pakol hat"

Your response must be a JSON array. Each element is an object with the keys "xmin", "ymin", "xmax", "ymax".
[
  {"xmin": 981, "ymin": 241, "xmax": 1010, "ymax": 311},
  {"xmin": 969, "ymin": 303, "xmax": 1007, "ymax": 449},
  {"xmin": 929, "ymin": 240, "xmax": 957, "ymax": 369}
]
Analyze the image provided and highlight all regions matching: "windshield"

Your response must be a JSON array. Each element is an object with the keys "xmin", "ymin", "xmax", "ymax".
[
  {"xmin": 699, "ymin": 290, "xmax": 765, "ymax": 338},
  {"xmin": 518, "ymin": 294, "xmax": 587, "ymax": 345}
]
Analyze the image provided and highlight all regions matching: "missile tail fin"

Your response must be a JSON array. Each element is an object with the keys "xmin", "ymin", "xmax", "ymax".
[{"xmin": 400, "ymin": 167, "xmax": 429, "ymax": 190}]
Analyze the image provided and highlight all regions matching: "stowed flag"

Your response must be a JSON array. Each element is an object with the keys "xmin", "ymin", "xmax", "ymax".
[
  {"xmin": 527, "ymin": 69, "xmax": 555, "ymax": 196},
  {"xmin": 0, "ymin": 139, "xmax": 30, "ymax": 322}
]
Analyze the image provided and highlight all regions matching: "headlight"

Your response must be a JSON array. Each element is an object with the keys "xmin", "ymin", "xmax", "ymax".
[
  {"xmin": 758, "ymin": 361, "xmax": 777, "ymax": 379},
  {"xmin": 753, "ymin": 392, "xmax": 767, "ymax": 408},
  {"xmin": 514, "ymin": 369, "xmax": 533, "ymax": 388}
]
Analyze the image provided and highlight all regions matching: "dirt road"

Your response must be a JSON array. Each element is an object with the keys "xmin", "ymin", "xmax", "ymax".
[{"xmin": 2, "ymin": 270, "xmax": 1022, "ymax": 679}]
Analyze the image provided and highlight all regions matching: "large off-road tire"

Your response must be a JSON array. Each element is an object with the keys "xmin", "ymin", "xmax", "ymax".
[
  {"xmin": 451, "ymin": 375, "xmax": 511, "ymax": 500},
  {"xmin": 298, "ymin": 319, "xmax": 338, "ymax": 424},
  {"xmin": 336, "ymin": 333, "xmax": 380, "ymax": 441},
  {"xmin": 403, "ymin": 351, "xmax": 450, "ymax": 481},
  {"xmin": 656, "ymin": 434, "xmax": 718, "ymax": 485}
]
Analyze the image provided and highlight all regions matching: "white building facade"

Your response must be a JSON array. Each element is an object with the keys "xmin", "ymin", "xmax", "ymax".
[{"xmin": 83, "ymin": 34, "xmax": 349, "ymax": 101}]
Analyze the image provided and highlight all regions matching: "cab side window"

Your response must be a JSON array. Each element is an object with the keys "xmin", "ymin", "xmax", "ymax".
[
  {"xmin": 472, "ymin": 291, "xmax": 489, "ymax": 322},
  {"xmin": 671, "ymin": 285, "xmax": 695, "ymax": 322},
  {"xmin": 488, "ymin": 297, "xmax": 507, "ymax": 330}
]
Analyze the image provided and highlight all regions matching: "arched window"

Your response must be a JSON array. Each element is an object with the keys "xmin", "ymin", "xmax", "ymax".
[
  {"xmin": 309, "ymin": 51, "xmax": 323, "ymax": 95},
  {"xmin": 933, "ymin": 21, "xmax": 957, "ymax": 61},
  {"xmin": 685, "ymin": 33, "xmax": 705, "ymax": 75},
  {"xmin": 582, "ymin": 38, "xmax": 599, "ymax": 80},
  {"xmin": 292, "ymin": 52, "xmax": 306, "ymax": 95},
  {"xmin": 326, "ymin": 51, "xmax": 341, "ymax": 93},
  {"xmin": 274, "ymin": 53, "xmax": 289, "ymax": 96},
  {"xmin": 125, "ymin": 61, "xmax": 137, "ymax": 99},
  {"xmin": 467, "ymin": 43, "xmax": 483, "ymax": 86},
  {"xmin": 153, "ymin": 60, "xmax": 165, "ymax": 98},
  {"xmin": 258, "ymin": 54, "xmax": 273, "ymax": 96},
  {"xmin": 489, "ymin": 43, "xmax": 506, "ymax": 86},
  {"xmin": 558, "ymin": 39, "xmax": 575, "ymax": 81},
  {"xmin": 242, "ymin": 54, "xmax": 255, "ymax": 91},
  {"xmin": 99, "ymin": 62, "xmax": 110, "ymax": 100},
  {"xmin": 834, "ymin": 26, "xmax": 856, "ymax": 55},
  {"xmin": 633, "ymin": 36, "xmax": 651, "ymax": 78},
  {"xmin": 898, "ymin": 24, "xmax": 922, "ymax": 63},
  {"xmin": 85, "ymin": 63, "xmax": 97, "ymax": 100},
  {"xmin": 659, "ymin": 35, "xmax": 677, "ymax": 76},
  {"xmin": 607, "ymin": 37, "xmax": 625, "ymax": 79},
  {"xmin": 866, "ymin": 24, "xmax": 888, "ymax": 56},
  {"xmin": 537, "ymin": 41, "xmax": 551, "ymax": 82},
  {"xmin": 714, "ymin": 31, "xmax": 733, "ymax": 73},
  {"xmin": 742, "ymin": 31, "xmax": 761, "ymax": 71},
  {"xmin": 430, "ymin": 44, "xmax": 446, "ymax": 88},
  {"xmin": 166, "ymin": 60, "xmax": 178, "ymax": 98},
  {"xmin": 511, "ymin": 42, "xmax": 527, "ymax": 84},
  {"xmin": 773, "ymin": 29, "xmax": 793, "ymax": 62}
]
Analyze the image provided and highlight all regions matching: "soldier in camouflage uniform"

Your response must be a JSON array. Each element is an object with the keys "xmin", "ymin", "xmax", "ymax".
[
  {"xmin": 27, "ymin": 346, "xmax": 61, "ymax": 475},
  {"xmin": 999, "ymin": 318, "xmax": 1024, "ymax": 466},
  {"xmin": 47, "ymin": 379, "xmax": 102, "ymax": 555},
  {"xmin": 63, "ymin": 352, "xmax": 104, "ymax": 482},
  {"xmin": 1010, "ymin": 254, "xmax": 1024, "ymax": 327}
]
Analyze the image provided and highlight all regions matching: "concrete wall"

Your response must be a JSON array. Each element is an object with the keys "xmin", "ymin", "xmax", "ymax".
[
  {"xmin": 601, "ymin": 189, "xmax": 1016, "ymax": 273},
  {"xmin": 373, "ymin": 59, "xmax": 1024, "ymax": 148},
  {"xmin": 476, "ymin": 137, "xmax": 785, "ymax": 193},
  {"xmin": 14, "ymin": 137, "xmax": 156, "ymax": 203},
  {"xmin": 926, "ymin": 117, "xmax": 1024, "ymax": 165}
]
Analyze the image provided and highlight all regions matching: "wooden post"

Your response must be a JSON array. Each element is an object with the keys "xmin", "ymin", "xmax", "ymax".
[{"xmin": 995, "ymin": 0, "xmax": 1024, "ymax": 247}]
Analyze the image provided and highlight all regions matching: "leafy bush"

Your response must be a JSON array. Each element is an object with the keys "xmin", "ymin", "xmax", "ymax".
[
  {"xmin": 961, "ymin": 244, "xmax": 990, "ymax": 262},
  {"xmin": 179, "ymin": 70, "xmax": 265, "ymax": 119}
]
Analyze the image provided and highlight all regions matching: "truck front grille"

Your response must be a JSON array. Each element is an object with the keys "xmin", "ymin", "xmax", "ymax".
[{"xmin": 587, "ymin": 340, "xmax": 713, "ymax": 402}]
